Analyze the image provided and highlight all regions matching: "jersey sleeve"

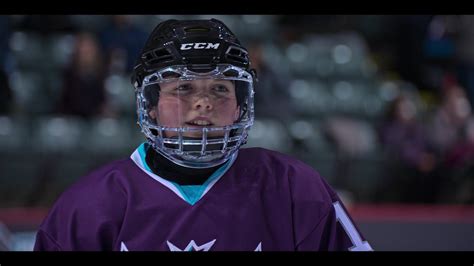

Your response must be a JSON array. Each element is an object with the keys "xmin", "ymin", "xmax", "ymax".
[
  {"xmin": 290, "ymin": 165, "xmax": 373, "ymax": 251},
  {"xmin": 34, "ymin": 229, "xmax": 62, "ymax": 251},
  {"xmin": 295, "ymin": 198, "xmax": 373, "ymax": 251}
]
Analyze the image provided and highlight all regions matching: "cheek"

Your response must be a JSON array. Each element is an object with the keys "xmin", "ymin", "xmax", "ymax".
[
  {"xmin": 157, "ymin": 99, "xmax": 187, "ymax": 126},
  {"xmin": 215, "ymin": 102, "xmax": 240, "ymax": 125}
]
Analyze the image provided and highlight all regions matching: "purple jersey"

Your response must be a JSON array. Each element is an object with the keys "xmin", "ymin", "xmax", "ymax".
[{"xmin": 34, "ymin": 144, "xmax": 372, "ymax": 251}]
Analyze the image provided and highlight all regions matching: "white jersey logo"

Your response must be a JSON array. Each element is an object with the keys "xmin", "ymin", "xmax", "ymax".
[
  {"xmin": 120, "ymin": 240, "xmax": 262, "ymax": 251},
  {"xmin": 167, "ymin": 239, "xmax": 216, "ymax": 251},
  {"xmin": 180, "ymin": 43, "xmax": 220, "ymax": 50},
  {"xmin": 254, "ymin": 242, "xmax": 262, "ymax": 251}
]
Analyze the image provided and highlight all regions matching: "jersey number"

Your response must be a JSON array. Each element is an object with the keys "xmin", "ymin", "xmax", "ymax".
[{"xmin": 333, "ymin": 201, "xmax": 373, "ymax": 251}]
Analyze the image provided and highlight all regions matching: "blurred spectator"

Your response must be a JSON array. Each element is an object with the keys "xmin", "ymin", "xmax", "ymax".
[
  {"xmin": 441, "ymin": 117, "xmax": 474, "ymax": 203},
  {"xmin": 380, "ymin": 94, "xmax": 435, "ymax": 172},
  {"xmin": 434, "ymin": 84, "xmax": 474, "ymax": 203},
  {"xmin": 57, "ymin": 32, "xmax": 111, "ymax": 119},
  {"xmin": 99, "ymin": 15, "xmax": 148, "ymax": 74},
  {"xmin": 376, "ymin": 93, "xmax": 439, "ymax": 203},
  {"xmin": 452, "ymin": 15, "xmax": 474, "ymax": 108},
  {"xmin": 444, "ymin": 117, "xmax": 474, "ymax": 168},
  {"xmin": 248, "ymin": 42, "xmax": 293, "ymax": 121},
  {"xmin": 429, "ymin": 81, "xmax": 472, "ymax": 156},
  {"xmin": 421, "ymin": 15, "xmax": 457, "ymax": 93}
]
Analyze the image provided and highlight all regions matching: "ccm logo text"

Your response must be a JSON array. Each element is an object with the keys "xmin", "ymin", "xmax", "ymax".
[{"xmin": 180, "ymin": 43, "xmax": 220, "ymax": 50}]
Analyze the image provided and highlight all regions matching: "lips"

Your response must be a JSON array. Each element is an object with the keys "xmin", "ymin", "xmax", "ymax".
[{"xmin": 186, "ymin": 117, "xmax": 214, "ymax": 126}]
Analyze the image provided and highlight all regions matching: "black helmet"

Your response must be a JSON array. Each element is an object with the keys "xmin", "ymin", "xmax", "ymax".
[{"xmin": 132, "ymin": 18, "xmax": 254, "ymax": 87}]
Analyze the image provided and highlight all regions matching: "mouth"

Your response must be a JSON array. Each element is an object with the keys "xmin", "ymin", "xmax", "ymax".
[{"xmin": 185, "ymin": 118, "xmax": 214, "ymax": 127}]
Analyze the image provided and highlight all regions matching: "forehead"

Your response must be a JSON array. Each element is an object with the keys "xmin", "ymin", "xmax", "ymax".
[{"xmin": 160, "ymin": 79, "xmax": 235, "ymax": 89}]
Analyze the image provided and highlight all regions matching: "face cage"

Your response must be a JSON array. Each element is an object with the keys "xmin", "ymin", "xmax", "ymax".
[{"xmin": 135, "ymin": 64, "xmax": 255, "ymax": 169}]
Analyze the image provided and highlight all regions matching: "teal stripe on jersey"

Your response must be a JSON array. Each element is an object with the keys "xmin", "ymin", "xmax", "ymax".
[
  {"xmin": 175, "ymin": 157, "xmax": 234, "ymax": 205},
  {"xmin": 179, "ymin": 185, "xmax": 202, "ymax": 204},
  {"xmin": 137, "ymin": 142, "xmax": 152, "ymax": 173}
]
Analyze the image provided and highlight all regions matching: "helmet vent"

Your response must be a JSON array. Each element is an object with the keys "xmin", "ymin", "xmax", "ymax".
[
  {"xmin": 154, "ymin": 48, "xmax": 172, "ymax": 58},
  {"xmin": 143, "ymin": 48, "xmax": 173, "ymax": 66},
  {"xmin": 184, "ymin": 26, "xmax": 210, "ymax": 33},
  {"xmin": 225, "ymin": 46, "xmax": 249, "ymax": 65},
  {"xmin": 161, "ymin": 71, "xmax": 181, "ymax": 79},
  {"xmin": 223, "ymin": 69, "xmax": 239, "ymax": 77}
]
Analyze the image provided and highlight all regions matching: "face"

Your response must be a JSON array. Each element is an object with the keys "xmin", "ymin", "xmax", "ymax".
[
  {"xmin": 395, "ymin": 97, "xmax": 417, "ymax": 123},
  {"xmin": 148, "ymin": 79, "xmax": 240, "ymax": 138},
  {"xmin": 445, "ymin": 86, "xmax": 471, "ymax": 122}
]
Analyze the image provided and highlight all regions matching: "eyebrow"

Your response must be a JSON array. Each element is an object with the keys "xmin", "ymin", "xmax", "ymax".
[{"xmin": 210, "ymin": 80, "xmax": 235, "ymax": 87}]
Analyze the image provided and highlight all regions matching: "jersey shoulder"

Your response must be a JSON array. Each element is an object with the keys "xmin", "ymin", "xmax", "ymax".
[
  {"xmin": 238, "ymin": 147, "xmax": 336, "ymax": 203},
  {"xmin": 64, "ymin": 158, "xmax": 136, "ymax": 197},
  {"xmin": 45, "ymin": 158, "xmax": 139, "ymax": 219},
  {"xmin": 37, "ymin": 158, "xmax": 137, "ymax": 250},
  {"xmin": 238, "ymin": 147, "xmax": 316, "ymax": 172}
]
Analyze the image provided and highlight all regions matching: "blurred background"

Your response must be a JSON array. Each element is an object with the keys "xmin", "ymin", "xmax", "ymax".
[{"xmin": 0, "ymin": 15, "xmax": 473, "ymax": 251}]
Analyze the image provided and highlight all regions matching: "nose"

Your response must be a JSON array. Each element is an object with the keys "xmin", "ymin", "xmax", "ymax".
[{"xmin": 193, "ymin": 94, "xmax": 213, "ymax": 111}]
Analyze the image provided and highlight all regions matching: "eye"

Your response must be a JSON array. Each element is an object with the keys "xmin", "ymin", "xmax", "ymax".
[
  {"xmin": 213, "ymin": 85, "xmax": 229, "ymax": 93},
  {"xmin": 176, "ymin": 84, "xmax": 193, "ymax": 92}
]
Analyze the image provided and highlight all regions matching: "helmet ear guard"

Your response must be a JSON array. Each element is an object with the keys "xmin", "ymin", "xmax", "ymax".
[{"xmin": 132, "ymin": 19, "xmax": 256, "ymax": 168}]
